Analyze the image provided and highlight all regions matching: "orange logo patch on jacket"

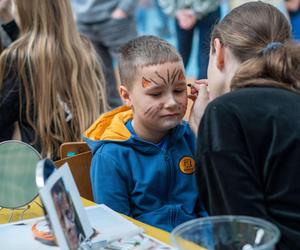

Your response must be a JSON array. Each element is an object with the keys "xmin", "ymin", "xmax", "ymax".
[{"xmin": 179, "ymin": 156, "xmax": 195, "ymax": 174}]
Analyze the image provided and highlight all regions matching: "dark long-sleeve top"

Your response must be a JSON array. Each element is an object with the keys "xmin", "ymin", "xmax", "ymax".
[
  {"xmin": 1, "ymin": 20, "xmax": 19, "ymax": 42},
  {"xmin": 0, "ymin": 20, "xmax": 19, "ymax": 141},
  {"xmin": 196, "ymin": 86, "xmax": 300, "ymax": 250},
  {"xmin": 0, "ymin": 20, "xmax": 37, "ymax": 146},
  {"xmin": 0, "ymin": 66, "xmax": 39, "ymax": 150},
  {"xmin": 0, "ymin": 19, "xmax": 44, "ymax": 153}
]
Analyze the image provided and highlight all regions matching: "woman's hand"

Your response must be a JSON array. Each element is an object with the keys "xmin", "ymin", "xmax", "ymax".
[
  {"xmin": 285, "ymin": 0, "xmax": 300, "ymax": 12},
  {"xmin": 188, "ymin": 79, "xmax": 210, "ymax": 135},
  {"xmin": 176, "ymin": 9, "xmax": 197, "ymax": 30},
  {"xmin": 111, "ymin": 8, "xmax": 128, "ymax": 19}
]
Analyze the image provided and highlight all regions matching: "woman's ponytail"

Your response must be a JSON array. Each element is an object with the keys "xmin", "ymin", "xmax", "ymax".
[{"xmin": 231, "ymin": 41, "xmax": 300, "ymax": 93}]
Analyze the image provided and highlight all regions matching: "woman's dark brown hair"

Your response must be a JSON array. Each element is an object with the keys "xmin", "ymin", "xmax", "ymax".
[{"xmin": 211, "ymin": 1, "xmax": 300, "ymax": 93}]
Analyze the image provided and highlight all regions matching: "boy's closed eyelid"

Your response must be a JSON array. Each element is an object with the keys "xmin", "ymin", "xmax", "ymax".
[
  {"xmin": 174, "ymin": 88, "xmax": 186, "ymax": 92},
  {"xmin": 148, "ymin": 93, "xmax": 162, "ymax": 97}
]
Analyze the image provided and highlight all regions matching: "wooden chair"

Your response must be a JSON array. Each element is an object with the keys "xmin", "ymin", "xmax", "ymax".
[{"xmin": 54, "ymin": 142, "xmax": 93, "ymax": 201}]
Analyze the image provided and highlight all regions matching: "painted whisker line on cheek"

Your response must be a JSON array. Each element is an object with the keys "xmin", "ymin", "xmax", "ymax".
[
  {"xmin": 145, "ymin": 106, "xmax": 156, "ymax": 118},
  {"xmin": 145, "ymin": 104, "xmax": 164, "ymax": 118},
  {"xmin": 152, "ymin": 104, "xmax": 163, "ymax": 117},
  {"xmin": 155, "ymin": 71, "xmax": 168, "ymax": 87},
  {"xmin": 144, "ymin": 106, "xmax": 153, "ymax": 115}
]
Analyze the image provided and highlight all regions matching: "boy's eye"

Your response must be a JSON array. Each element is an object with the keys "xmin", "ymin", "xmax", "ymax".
[
  {"xmin": 149, "ymin": 93, "xmax": 162, "ymax": 97},
  {"xmin": 174, "ymin": 89, "xmax": 185, "ymax": 94}
]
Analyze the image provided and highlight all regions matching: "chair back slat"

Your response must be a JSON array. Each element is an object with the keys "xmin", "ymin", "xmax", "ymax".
[{"xmin": 55, "ymin": 142, "xmax": 93, "ymax": 201}]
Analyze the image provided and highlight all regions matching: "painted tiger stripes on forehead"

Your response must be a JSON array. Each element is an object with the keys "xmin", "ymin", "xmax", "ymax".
[
  {"xmin": 141, "ymin": 68, "xmax": 185, "ymax": 88},
  {"xmin": 178, "ymin": 70, "xmax": 185, "ymax": 81},
  {"xmin": 155, "ymin": 71, "xmax": 167, "ymax": 86},
  {"xmin": 142, "ymin": 77, "xmax": 152, "ymax": 88}
]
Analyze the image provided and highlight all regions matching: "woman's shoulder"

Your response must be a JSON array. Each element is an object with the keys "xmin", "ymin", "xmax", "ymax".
[
  {"xmin": 210, "ymin": 86, "xmax": 299, "ymax": 107},
  {"xmin": 205, "ymin": 86, "xmax": 300, "ymax": 124}
]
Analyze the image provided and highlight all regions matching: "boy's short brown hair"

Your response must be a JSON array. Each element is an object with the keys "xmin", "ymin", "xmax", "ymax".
[{"xmin": 118, "ymin": 35, "xmax": 183, "ymax": 90}]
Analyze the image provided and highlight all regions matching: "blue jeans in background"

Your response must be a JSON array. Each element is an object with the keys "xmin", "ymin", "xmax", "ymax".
[
  {"xmin": 290, "ymin": 9, "xmax": 300, "ymax": 41},
  {"xmin": 175, "ymin": 8, "xmax": 220, "ymax": 79}
]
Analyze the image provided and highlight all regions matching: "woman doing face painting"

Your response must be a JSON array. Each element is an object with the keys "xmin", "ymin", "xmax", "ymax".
[{"xmin": 189, "ymin": 2, "xmax": 300, "ymax": 249}]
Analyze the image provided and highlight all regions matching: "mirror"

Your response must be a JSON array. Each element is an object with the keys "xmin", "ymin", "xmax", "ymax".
[{"xmin": 0, "ymin": 140, "xmax": 42, "ymax": 208}]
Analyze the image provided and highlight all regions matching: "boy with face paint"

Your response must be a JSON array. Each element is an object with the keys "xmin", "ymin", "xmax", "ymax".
[{"xmin": 84, "ymin": 36, "xmax": 207, "ymax": 232}]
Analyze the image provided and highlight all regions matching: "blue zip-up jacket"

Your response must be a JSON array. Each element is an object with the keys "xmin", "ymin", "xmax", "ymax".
[{"xmin": 84, "ymin": 106, "xmax": 207, "ymax": 232}]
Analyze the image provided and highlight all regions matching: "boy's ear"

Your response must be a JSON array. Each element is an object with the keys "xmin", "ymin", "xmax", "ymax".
[
  {"xmin": 119, "ymin": 85, "xmax": 132, "ymax": 107},
  {"xmin": 213, "ymin": 38, "xmax": 225, "ymax": 71}
]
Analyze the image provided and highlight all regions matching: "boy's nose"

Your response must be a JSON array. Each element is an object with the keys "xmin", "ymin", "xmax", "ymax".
[{"xmin": 165, "ymin": 95, "xmax": 177, "ymax": 109}]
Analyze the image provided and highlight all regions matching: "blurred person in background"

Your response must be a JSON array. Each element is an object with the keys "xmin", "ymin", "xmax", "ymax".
[
  {"xmin": 0, "ymin": 0, "xmax": 19, "ymax": 140},
  {"xmin": 0, "ymin": 0, "xmax": 107, "ymax": 159},
  {"xmin": 286, "ymin": 0, "xmax": 300, "ymax": 40},
  {"xmin": 135, "ymin": 0, "xmax": 151, "ymax": 35},
  {"xmin": 159, "ymin": 0, "xmax": 220, "ymax": 79},
  {"xmin": 224, "ymin": 0, "xmax": 299, "ymax": 40},
  {"xmin": 154, "ymin": 0, "xmax": 172, "ymax": 37},
  {"xmin": 0, "ymin": 0, "xmax": 14, "ymax": 53},
  {"xmin": 71, "ymin": 0, "xmax": 138, "ymax": 109},
  {"xmin": 227, "ymin": 0, "xmax": 289, "ymax": 15}
]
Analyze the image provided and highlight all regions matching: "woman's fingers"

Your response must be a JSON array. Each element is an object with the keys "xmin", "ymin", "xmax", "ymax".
[
  {"xmin": 198, "ymin": 83, "xmax": 209, "ymax": 98},
  {"xmin": 188, "ymin": 80, "xmax": 210, "ymax": 135},
  {"xmin": 188, "ymin": 79, "xmax": 209, "ymax": 100},
  {"xmin": 188, "ymin": 94, "xmax": 197, "ymax": 102},
  {"xmin": 195, "ymin": 79, "xmax": 208, "ymax": 85}
]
